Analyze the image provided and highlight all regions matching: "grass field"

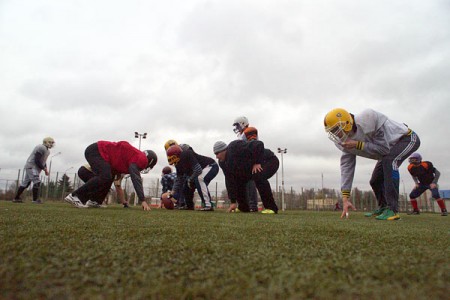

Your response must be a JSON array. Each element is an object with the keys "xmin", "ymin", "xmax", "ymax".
[{"xmin": 0, "ymin": 201, "xmax": 448, "ymax": 299}]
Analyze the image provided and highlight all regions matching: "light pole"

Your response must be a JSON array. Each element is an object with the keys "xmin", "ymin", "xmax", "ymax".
[
  {"xmin": 277, "ymin": 148, "xmax": 287, "ymax": 211},
  {"xmin": 46, "ymin": 151, "xmax": 61, "ymax": 200},
  {"xmin": 134, "ymin": 132, "xmax": 147, "ymax": 150},
  {"xmin": 133, "ymin": 132, "xmax": 147, "ymax": 206}
]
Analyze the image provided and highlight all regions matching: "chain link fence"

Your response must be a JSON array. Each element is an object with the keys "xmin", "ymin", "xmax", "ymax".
[{"xmin": 0, "ymin": 168, "xmax": 440, "ymax": 212}]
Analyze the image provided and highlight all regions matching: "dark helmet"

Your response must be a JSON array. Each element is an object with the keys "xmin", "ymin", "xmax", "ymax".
[
  {"xmin": 166, "ymin": 144, "xmax": 183, "ymax": 165},
  {"xmin": 142, "ymin": 150, "xmax": 158, "ymax": 173},
  {"xmin": 408, "ymin": 152, "xmax": 422, "ymax": 164},
  {"xmin": 162, "ymin": 166, "xmax": 172, "ymax": 175}
]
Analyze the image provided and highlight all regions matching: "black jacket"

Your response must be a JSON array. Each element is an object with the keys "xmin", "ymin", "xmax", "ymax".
[{"xmin": 219, "ymin": 140, "xmax": 275, "ymax": 202}]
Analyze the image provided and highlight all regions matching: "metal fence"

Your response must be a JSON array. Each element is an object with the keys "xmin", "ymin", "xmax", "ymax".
[{"xmin": 0, "ymin": 168, "xmax": 441, "ymax": 212}]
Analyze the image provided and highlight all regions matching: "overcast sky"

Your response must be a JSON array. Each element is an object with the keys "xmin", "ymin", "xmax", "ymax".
[{"xmin": 1, "ymin": 0, "xmax": 450, "ymax": 194}]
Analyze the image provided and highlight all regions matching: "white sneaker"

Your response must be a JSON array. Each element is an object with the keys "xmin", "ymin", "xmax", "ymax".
[
  {"xmin": 86, "ymin": 200, "xmax": 101, "ymax": 208},
  {"xmin": 64, "ymin": 194, "xmax": 87, "ymax": 208}
]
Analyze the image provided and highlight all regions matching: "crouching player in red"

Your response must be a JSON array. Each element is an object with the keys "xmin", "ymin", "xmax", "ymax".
[
  {"xmin": 407, "ymin": 153, "xmax": 448, "ymax": 216},
  {"xmin": 65, "ymin": 141, "xmax": 157, "ymax": 210}
]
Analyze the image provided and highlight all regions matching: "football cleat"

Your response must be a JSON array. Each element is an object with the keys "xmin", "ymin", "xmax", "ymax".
[
  {"xmin": 86, "ymin": 200, "xmax": 101, "ymax": 208},
  {"xmin": 64, "ymin": 194, "xmax": 87, "ymax": 208},
  {"xmin": 199, "ymin": 207, "xmax": 214, "ymax": 211},
  {"xmin": 364, "ymin": 206, "xmax": 387, "ymax": 217},
  {"xmin": 376, "ymin": 208, "xmax": 400, "ymax": 221}
]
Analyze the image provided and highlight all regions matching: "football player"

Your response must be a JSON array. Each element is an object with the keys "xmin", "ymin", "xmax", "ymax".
[
  {"xmin": 65, "ymin": 141, "xmax": 157, "ymax": 210},
  {"xmin": 324, "ymin": 108, "xmax": 420, "ymax": 220},
  {"xmin": 13, "ymin": 137, "xmax": 55, "ymax": 204},
  {"xmin": 77, "ymin": 164, "xmax": 129, "ymax": 208},
  {"xmin": 407, "ymin": 153, "xmax": 447, "ymax": 216},
  {"xmin": 233, "ymin": 116, "xmax": 258, "ymax": 142},
  {"xmin": 213, "ymin": 140, "xmax": 279, "ymax": 214},
  {"xmin": 232, "ymin": 116, "xmax": 259, "ymax": 212},
  {"xmin": 165, "ymin": 144, "xmax": 218, "ymax": 211},
  {"xmin": 160, "ymin": 166, "xmax": 177, "ymax": 208}
]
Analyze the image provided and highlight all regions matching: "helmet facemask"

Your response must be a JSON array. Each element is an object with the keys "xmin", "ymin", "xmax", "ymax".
[
  {"xmin": 233, "ymin": 122, "xmax": 244, "ymax": 134},
  {"xmin": 326, "ymin": 122, "xmax": 351, "ymax": 144},
  {"xmin": 167, "ymin": 155, "xmax": 180, "ymax": 166},
  {"xmin": 232, "ymin": 116, "xmax": 249, "ymax": 134},
  {"xmin": 43, "ymin": 137, "xmax": 55, "ymax": 149}
]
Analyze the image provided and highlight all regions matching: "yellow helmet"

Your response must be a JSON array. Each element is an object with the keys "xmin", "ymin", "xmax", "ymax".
[
  {"xmin": 324, "ymin": 108, "xmax": 353, "ymax": 143},
  {"xmin": 43, "ymin": 137, "xmax": 55, "ymax": 148},
  {"xmin": 164, "ymin": 139, "xmax": 178, "ymax": 151}
]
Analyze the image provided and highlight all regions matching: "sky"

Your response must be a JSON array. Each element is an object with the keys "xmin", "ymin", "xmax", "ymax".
[{"xmin": 1, "ymin": 0, "xmax": 450, "ymax": 195}]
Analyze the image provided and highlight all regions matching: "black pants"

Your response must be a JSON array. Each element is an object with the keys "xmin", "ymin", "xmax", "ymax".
[
  {"xmin": 77, "ymin": 165, "xmax": 110, "ymax": 203},
  {"xmin": 246, "ymin": 180, "xmax": 259, "ymax": 211},
  {"xmin": 369, "ymin": 132, "xmax": 420, "ymax": 212},
  {"xmin": 72, "ymin": 143, "xmax": 113, "ymax": 204},
  {"xmin": 237, "ymin": 156, "xmax": 279, "ymax": 212}
]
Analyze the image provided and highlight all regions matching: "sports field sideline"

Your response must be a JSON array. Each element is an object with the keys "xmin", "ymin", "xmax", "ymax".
[{"xmin": 1, "ymin": 201, "xmax": 448, "ymax": 299}]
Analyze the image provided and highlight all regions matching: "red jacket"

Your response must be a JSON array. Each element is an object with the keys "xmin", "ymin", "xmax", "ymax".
[{"xmin": 97, "ymin": 141, "xmax": 147, "ymax": 174}]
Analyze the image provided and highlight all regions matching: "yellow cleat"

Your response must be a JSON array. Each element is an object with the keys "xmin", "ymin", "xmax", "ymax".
[{"xmin": 261, "ymin": 209, "xmax": 276, "ymax": 214}]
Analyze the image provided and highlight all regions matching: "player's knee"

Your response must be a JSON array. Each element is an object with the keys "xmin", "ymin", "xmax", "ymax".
[
  {"xmin": 409, "ymin": 191, "xmax": 420, "ymax": 199},
  {"xmin": 98, "ymin": 173, "xmax": 113, "ymax": 184},
  {"xmin": 22, "ymin": 182, "xmax": 31, "ymax": 189}
]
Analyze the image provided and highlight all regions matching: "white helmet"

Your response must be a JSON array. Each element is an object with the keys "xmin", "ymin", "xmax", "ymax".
[
  {"xmin": 233, "ymin": 116, "xmax": 249, "ymax": 134},
  {"xmin": 43, "ymin": 137, "xmax": 55, "ymax": 148}
]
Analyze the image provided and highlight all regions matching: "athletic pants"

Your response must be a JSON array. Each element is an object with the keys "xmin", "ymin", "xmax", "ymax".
[
  {"xmin": 369, "ymin": 131, "xmax": 420, "ymax": 212},
  {"xmin": 236, "ymin": 155, "xmax": 279, "ymax": 212},
  {"xmin": 184, "ymin": 163, "xmax": 219, "ymax": 209},
  {"xmin": 72, "ymin": 143, "xmax": 113, "ymax": 204}
]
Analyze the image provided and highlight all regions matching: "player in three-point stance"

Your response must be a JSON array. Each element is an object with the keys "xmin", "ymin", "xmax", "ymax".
[
  {"xmin": 165, "ymin": 144, "xmax": 218, "ymax": 211},
  {"xmin": 77, "ymin": 164, "xmax": 129, "ymax": 208},
  {"xmin": 213, "ymin": 140, "xmax": 279, "ymax": 214},
  {"xmin": 13, "ymin": 137, "xmax": 55, "ymax": 204},
  {"xmin": 406, "ymin": 152, "xmax": 448, "ymax": 216},
  {"xmin": 324, "ymin": 108, "xmax": 420, "ymax": 220},
  {"xmin": 65, "ymin": 141, "xmax": 157, "ymax": 210}
]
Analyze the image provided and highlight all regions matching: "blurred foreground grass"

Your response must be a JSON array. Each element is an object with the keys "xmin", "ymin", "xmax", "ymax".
[{"xmin": 0, "ymin": 201, "xmax": 448, "ymax": 299}]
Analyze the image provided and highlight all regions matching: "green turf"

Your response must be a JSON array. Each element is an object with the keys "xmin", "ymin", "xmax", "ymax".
[{"xmin": 0, "ymin": 201, "xmax": 448, "ymax": 299}]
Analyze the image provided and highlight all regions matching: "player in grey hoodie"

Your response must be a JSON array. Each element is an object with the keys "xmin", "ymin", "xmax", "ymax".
[{"xmin": 324, "ymin": 108, "xmax": 420, "ymax": 221}]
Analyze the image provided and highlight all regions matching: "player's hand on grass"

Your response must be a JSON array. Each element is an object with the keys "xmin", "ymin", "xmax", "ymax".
[
  {"xmin": 341, "ymin": 196, "xmax": 356, "ymax": 219},
  {"xmin": 141, "ymin": 201, "xmax": 151, "ymax": 211},
  {"xmin": 227, "ymin": 203, "xmax": 238, "ymax": 213}
]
